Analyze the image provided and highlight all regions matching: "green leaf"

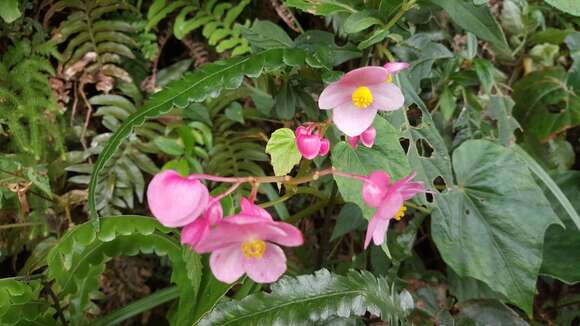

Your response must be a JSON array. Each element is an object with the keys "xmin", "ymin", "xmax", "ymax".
[
  {"xmin": 512, "ymin": 68, "xmax": 580, "ymax": 141},
  {"xmin": 198, "ymin": 269, "xmax": 413, "ymax": 325},
  {"xmin": 431, "ymin": 140, "xmax": 559, "ymax": 315},
  {"xmin": 544, "ymin": 0, "xmax": 580, "ymax": 16},
  {"xmin": 331, "ymin": 116, "xmax": 410, "ymax": 221},
  {"xmin": 265, "ymin": 128, "xmax": 302, "ymax": 177},
  {"xmin": 285, "ymin": 0, "xmax": 356, "ymax": 16},
  {"xmin": 343, "ymin": 10, "xmax": 382, "ymax": 34},
  {"xmin": 514, "ymin": 145, "xmax": 580, "ymax": 231},
  {"xmin": 88, "ymin": 48, "xmax": 311, "ymax": 217},
  {"xmin": 0, "ymin": 0, "xmax": 21, "ymax": 23},
  {"xmin": 224, "ymin": 102, "xmax": 245, "ymax": 123},
  {"xmin": 275, "ymin": 82, "xmax": 297, "ymax": 119},
  {"xmin": 0, "ymin": 279, "xmax": 58, "ymax": 325},
  {"xmin": 92, "ymin": 287, "xmax": 180, "ymax": 326},
  {"xmin": 358, "ymin": 29, "xmax": 388, "ymax": 50},
  {"xmin": 155, "ymin": 136, "xmax": 185, "ymax": 156},
  {"xmin": 455, "ymin": 300, "xmax": 529, "ymax": 326},
  {"xmin": 240, "ymin": 20, "xmax": 294, "ymax": 50},
  {"xmin": 487, "ymin": 95, "xmax": 520, "ymax": 146},
  {"xmin": 330, "ymin": 203, "xmax": 366, "ymax": 241},
  {"xmin": 541, "ymin": 171, "xmax": 580, "ymax": 284},
  {"xmin": 428, "ymin": 0, "xmax": 512, "ymax": 59}
]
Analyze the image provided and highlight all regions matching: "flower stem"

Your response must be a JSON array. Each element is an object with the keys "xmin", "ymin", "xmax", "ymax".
[{"xmin": 190, "ymin": 167, "xmax": 367, "ymax": 186}]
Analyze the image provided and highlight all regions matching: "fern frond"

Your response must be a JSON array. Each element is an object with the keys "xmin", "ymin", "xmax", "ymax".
[{"xmin": 199, "ymin": 269, "xmax": 414, "ymax": 325}]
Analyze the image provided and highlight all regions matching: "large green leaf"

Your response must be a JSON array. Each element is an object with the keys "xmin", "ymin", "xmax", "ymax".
[
  {"xmin": 197, "ymin": 269, "xmax": 413, "ymax": 325},
  {"xmin": 265, "ymin": 128, "xmax": 302, "ymax": 176},
  {"xmin": 431, "ymin": 140, "xmax": 559, "ymax": 314},
  {"xmin": 88, "ymin": 48, "xmax": 309, "ymax": 217},
  {"xmin": 455, "ymin": 300, "xmax": 529, "ymax": 326},
  {"xmin": 545, "ymin": 0, "xmax": 580, "ymax": 16},
  {"xmin": 428, "ymin": 0, "xmax": 512, "ymax": 59},
  {"xmin": 389, "ymin": 73, "xmax": 454, "ymax": 203},
  {"xmin": 541, "ymin": 172, "xmax": 580, "ymax": 284},
  {"xmin": 331, "ymin": 116, "xmax": 411, "ymax": 220},
  {"xmin": 47, "ymin": 216, "xmax": 202, "ymax": 326}
]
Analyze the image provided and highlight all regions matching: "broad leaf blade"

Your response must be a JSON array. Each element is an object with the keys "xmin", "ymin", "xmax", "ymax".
[{"xmin": 431, "ymin": 140, "xmax": 559, "ymax": 314}]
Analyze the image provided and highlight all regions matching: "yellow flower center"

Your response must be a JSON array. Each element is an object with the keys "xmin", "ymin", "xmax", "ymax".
[
  {"xmin": 241, "ymin": 239, "xmax": 266, "ymax": 259},
  {"xmin": 385, "ymin": 74, "xmax": 393, "ymax": 83},
  {"xmin": 351, "ymin": 86, "xmax": 373, "ymax": 109},
  {"xmin": 394, "ymin": 205, "xmax": 407, "ymax": 221}
]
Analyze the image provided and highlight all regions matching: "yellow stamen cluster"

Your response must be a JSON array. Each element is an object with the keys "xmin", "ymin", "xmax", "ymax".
[
  {"xmin": 241, "ymin": 239, "xmax": 266, "ymax": 259},
  {"xmin": 351, "ymin": 86, "xmax": 373, "ymax": 109},
  {"xmin": 385, "ymin": 74, "xmax": 393, "ymax": 83},
  {"xmin": 394, "ymin": 205, "xmax": 407, "ymax": 221}
]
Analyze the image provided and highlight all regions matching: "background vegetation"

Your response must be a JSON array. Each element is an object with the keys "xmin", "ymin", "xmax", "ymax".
[{"xmin": 0, "ymin": 0, "xmax": 579, "ymax": 325}]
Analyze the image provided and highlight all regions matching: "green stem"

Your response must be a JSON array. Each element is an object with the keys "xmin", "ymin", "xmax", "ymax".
[
  {"xmin": 0, "ymin": 222, "xmax": 42, "ymax": 230},
  {"xmin": 406, "ymin": 201, "xmax": 431, "ymax": 214}
]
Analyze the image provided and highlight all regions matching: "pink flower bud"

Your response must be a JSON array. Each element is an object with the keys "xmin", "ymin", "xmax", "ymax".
[
  {"xmin": 360, "ymin": 126, "xmax": 376, "ymax": 148},
  {"xmin": 147, "ymin": 170, "xmax": 210, "ymax": 227},
  {"xmin": 348, "ymin": 136, "xmax": 360, "ymax": 149},
  {"xmin": 383, "ymin": 62, "xmax": 409, "ymax": 74},
  {"xmin": 296, "ymin": 134, "xmax": 321, "ymax": 160},
  {"xmin": 295, "ymin": 126, "xmax": 310, "ymax": 137},
  {"xmin": 318, "ymin": 138, "xmax": 330, "ymax": 156}
]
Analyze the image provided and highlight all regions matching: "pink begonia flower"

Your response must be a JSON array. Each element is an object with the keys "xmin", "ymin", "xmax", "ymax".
[
  {"xmin": 295, "ymin": 126, "xmax": 330, "ymax": 159},
  {"xmin": 195, "ymin": 198, "xmax": 303, "ymax": 284},
  {"xmin": 318, "ymin": 66, "xmax": 405, "ymax": 137},
  {"xmin": 348, "ymin": 126, "xmax": 377, "ymax": 149},
  {"xmin": 181, "ymin": 197, "xmax": 223, "ymax": 249},
  {"xmin": 147, "ymin": 170, "xmax": 209, "ymax": 227},
  {"xmin": 362, "ymin": 171, "xmax": 424, "ymax": 249}
]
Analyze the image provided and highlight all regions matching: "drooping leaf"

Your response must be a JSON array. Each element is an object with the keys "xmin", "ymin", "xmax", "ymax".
[
  {"xmin": 431, "ymin": 140, "xmax": 559, "ymax": 314},
  {"xmin": 428, "ymin": 0, "xmax": 512, "ymax": 59},
  {"xmin": 198, "ymin": 269, "xmax": 413, "ymax": 325},
  {"xmin": 332, "ymin": 116, "xmax": 411, "ymax": 221},
  {"xmin": 265, "ymin": 128, "xmax": 302, "ymax": 176},
  {"xmin": 544, "ymin": 0, "xmax": 580, "ymax": 16},
  {"xmin": 541, "ymin": 171, "xmax": 580, "ymax": 284}
]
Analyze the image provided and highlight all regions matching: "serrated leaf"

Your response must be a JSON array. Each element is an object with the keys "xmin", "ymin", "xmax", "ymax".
[
  {"xmin": 431, "ymin": 140, "xmax": 559, "ymax": 315},
  {"xmin": 198, "ymin": 269, "xmax": 412, "ymax": 325},
  {"xmin": 265, "ymin": 128, "xmax": 301, "ymax": 177}
]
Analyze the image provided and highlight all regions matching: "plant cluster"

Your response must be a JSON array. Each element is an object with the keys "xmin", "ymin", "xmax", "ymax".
[{"xmin": 1, "ymin": 0, "xmax": 580, "ymax": 325}]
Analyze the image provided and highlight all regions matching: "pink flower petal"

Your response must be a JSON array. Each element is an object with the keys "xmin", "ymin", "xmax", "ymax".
[
  {"xmin": 364, "ymin": 215, "xmax": 389, "ymax": 249},
  {"xmin": 146, "ymin": 170, "xmax": 209, "ymax": 227},
  {"xmin": 210, "ymin": 245, "xmax": 246, "ymax": 283},
  {"xmin": 362, "ymin": 171, "xmax": 391, "ymax": 208},
  {"xmin": 340, "ymin": 66, "xmax": 390, "ymax": 87},
  {"xmin": 318, "ymin": 82, "xmax": 353, "ymax": 110},
  {"xmin": 318, "ymin": 138, "xmax": 330, "ymax": 156},
  {"xmin": 181, "ymin": 218, "xmax": 209, "ymax": 249},
  {"xmin": 195, "ymin": 220, "xmax": 287, "ymax": 253},
  {"xmin": 333, "ymin": 103, "xmax": 378, "ymax": 137},
  {"xmin": 365, "ymin": 192, "xmax": 404, "ymax": 248},
  {"xmin": 360, "ymin": 126, "xmax": 376, "ymax": 148},
  {"xmin": 368, "ymin": 83, "xmax": 405, "ymax": 112},
  {"xmin": 240, "ymin": 197, "xmax": 272, "ymax": 221},
  {"xmin": 296, "ymin": 134, "xmax": 322, "ymax": 160},
  {"xmin": 348, "ymin": 136, "xmax": 359, "ymax": 149},
  {"xmin": 243, "ymin": 243, "xmax": 287, "ymax": 283},
  {"xmin": 265, "ymin": 222, "xmax": 304, "ymax": 247},
  {"xmin": 383, "ymin": 62, "xmax": 409, "ymax": 74}
]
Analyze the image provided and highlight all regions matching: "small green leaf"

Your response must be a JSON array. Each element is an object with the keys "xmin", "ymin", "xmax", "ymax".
[
  {"xmin": 265, "ymin": 128, "xmax": 302, "ymax": 177},
  {"xmin": 330, "ymin": 203, "xmax": 366, "ymax": 241},
  {"xmin": 343, "ymin": 10, "xmax": 382, "ymax": 34},
  {"xmin": 0, "ymin": 0, "xmax": 21, "ymax": 23},
  {"xmin": 224, "ymin": 102, "xmax": 245, "ymax": 123},
  {"xmin": 240, "ymin": 20, "xmax": 294, "ymax": 50},
  {"xmin": 154, "ymin": 137, "xmax": 185, "ymax": 156}
]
